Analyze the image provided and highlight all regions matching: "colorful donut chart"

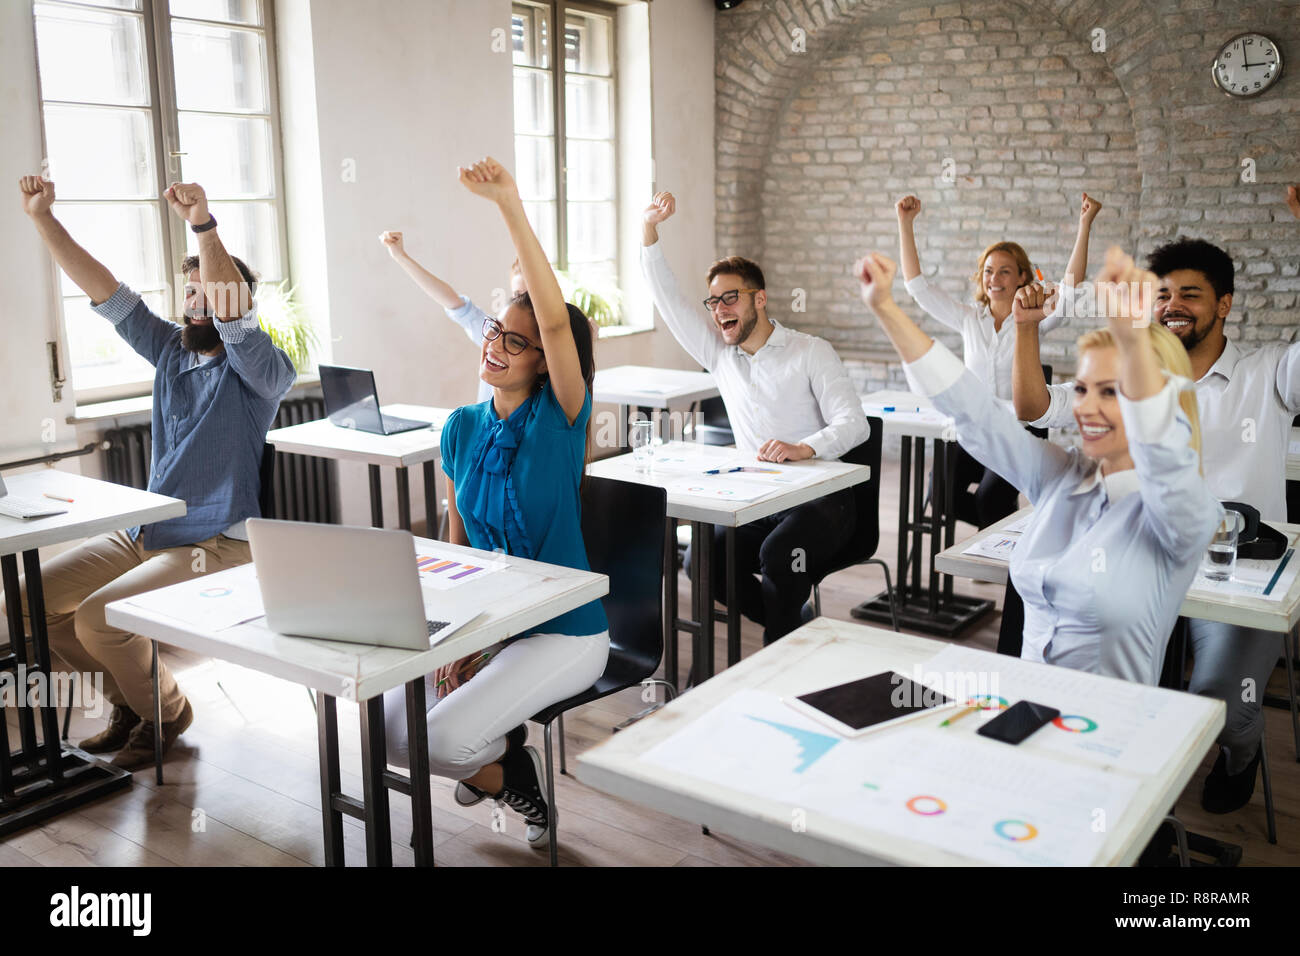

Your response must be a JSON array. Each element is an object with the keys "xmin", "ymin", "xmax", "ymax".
[
  {"xmin": 966, "ymin": 694, "xmax": 1009, "ymax": 710},
  {"xmin": 199, "ymin": 587, "xmax": 232, "ymax": 598},
  {"xmin": 905, "ymin": 795, "xmax": 947, "ymax": 816},
  {"xmin": 993, "ymin": 819, "xmax": 1039, "ymax": 842},
  {"xmin": 1052, "ymin": 715, "xmax": 1098, "ymax": 734}
]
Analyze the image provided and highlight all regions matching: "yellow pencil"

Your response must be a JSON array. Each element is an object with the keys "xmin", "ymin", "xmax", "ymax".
[{"xmin": 940, "ymin": 705, "xmax": 979, "ymax": 727}]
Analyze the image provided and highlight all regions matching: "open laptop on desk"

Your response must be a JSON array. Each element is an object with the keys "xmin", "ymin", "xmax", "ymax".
[
  {"xmin": 319, "ymin": 364, "xmax": 429, "ymax": 435},
  {"xmin": 247, "ymin": 519, "xmax": 479, "ymax": 650},
  {"xmin": 0, "ymin": 473, "xmax": 68, "ymax": 520}
]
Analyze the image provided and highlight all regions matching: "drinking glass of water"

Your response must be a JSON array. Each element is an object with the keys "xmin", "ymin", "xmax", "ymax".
[
  {"xmin": 630, "ymin": 420, "xmax": 656, "ymax": 472},
  {"xmin": 1202, "ymin": 510, "xmax": 1244, "ymax": 582}
]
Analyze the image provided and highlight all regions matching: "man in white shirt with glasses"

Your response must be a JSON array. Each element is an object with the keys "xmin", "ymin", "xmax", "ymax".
[{"xmin": 640, "ymin": 191, "xmax": 870, "ymax": 644}]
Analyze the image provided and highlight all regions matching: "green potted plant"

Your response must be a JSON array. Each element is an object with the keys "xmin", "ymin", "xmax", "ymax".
[
  {"xmin": 256, "ymin": 280, "xmax": 318, "ymax": 374},
  {"xmin": 556, "ymin": 269, "xmax": 624, "ymax": 328}
]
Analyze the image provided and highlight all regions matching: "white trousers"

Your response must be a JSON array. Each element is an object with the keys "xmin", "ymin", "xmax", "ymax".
[{"xmin": 383, "ymin": 631, "xmax": 610, "ymax": 780}]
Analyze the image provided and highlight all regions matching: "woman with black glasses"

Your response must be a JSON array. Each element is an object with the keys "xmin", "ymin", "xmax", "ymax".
[{"xmin": 382, "ymin": 157, "xmax": 607, "ymax": 851}]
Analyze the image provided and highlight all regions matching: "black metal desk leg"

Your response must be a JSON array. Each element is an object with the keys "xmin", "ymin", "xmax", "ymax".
[
  {"xmin": 422, "ymin": 461, "xmax": 440, "ymax": 540},
  {"xmin": 152, "ymin": 640, "xmax": 163, "ymax": 785},
  {"xmin": 396, "ymin": 466, "xmax": 411, "ymax": 532},
  {"xmin": 0, "ymin": 700, "xmax": 11, "ymax": 799},
  {"xmin": 368, "ymin": 464, "xmax": 384, "ymax": 528},
  {"xmin": 663, "ymin": 518, "xmax": 678, "ymax": 690},
  {"xmin": 699, "ymin": 524, "xmax": 716, "ymax": 680},
  {"xmin": 928, "ymin": 440, "xmax": 945, "ymax": 615},
  {"xmin": 358, "ymin": 696, "xmax": 392, "ymax": 866},
  {"xmin": 725, "ymin": 527, "xmax": 740, "ymax": 667},
  {"xmin": 910, "ymin": 439, "xmax": 925, "ymax": 605},
  {"xmin": 405, "ymin": 678, "xmax": 434, "ymax": 866},
  {"xmin": 316, "ymin": 692, "xmax": 345, "ymax": 867},
  {"xmin": 896, "ymin": 436, "xmax": 912, "ymax": 599},
  {"xmin": 942, "ymin": 439, "xmax": 958, "ymax": 602},
  {"xmin": 21, "ymin": 551, "xmax": 63, "ymax": 782},
  {"xmin": 2, "ymin": 554, "xmax": 38, "ymax": 762}
]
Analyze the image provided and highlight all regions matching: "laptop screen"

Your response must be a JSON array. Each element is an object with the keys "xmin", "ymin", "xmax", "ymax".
[{"xmin": 319, "ymin": 365, "xmax": 385, "ymax": 432}]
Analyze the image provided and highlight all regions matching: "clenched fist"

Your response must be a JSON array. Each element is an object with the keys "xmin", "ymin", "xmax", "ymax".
[
  {"xmin": 1079, "ymin": 191, "xmax": 1103, "ymax": 225},
  {"xmin": 379, "ymin": 230, "xmax": 405, "ymax": 258},
  {"xmin": 165, "ymin": 182, "xmax": 210, "ymax": 227},
  {"xmin": 1012, "ymin": 281, "xmax": 1059, "ymax": 325},
  {"xmin": 19, "ymin": 176, "xmax": 55, "ymax": 218},
  {"xmin": 855, "ymin": 252, "xmax": 898, "ymax": 310},
  {"xmin": 457, "ymin": 157, "xmax": 518, "ymax": 204},
  {"xmin": 644, "ymin": 191, "xmax": 676, "ymax": 226},
  {"xmin": 895, "ymin": 195, "xmax": 921, "ymax": 223}
]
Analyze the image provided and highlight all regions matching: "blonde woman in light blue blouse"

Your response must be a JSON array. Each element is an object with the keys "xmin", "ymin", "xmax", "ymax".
[{"xmin": 856, "ymin": 247, "xmax": 1222, "ymax": 686}]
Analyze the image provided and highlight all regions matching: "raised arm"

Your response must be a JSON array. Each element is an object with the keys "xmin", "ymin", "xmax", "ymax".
[
  {"xmin": 640, "ymin": 191, "xmax": 721, "ymax": 370},
  {"xmin": 165, "ymin": 182, "xmax": 252, "ymax": 321},
  {"xmin": 896, "ymin": 195, "xmax": 923, "ymax": 281},
  {"xmin": 857, "ymin": 251, "xmax": 1074, "ymax": 503},
  {"xmin": 1095, "ymin": 247, "xmax": 1164, "ymax": 402},
  {"xmin": 1061, "ymin": 192, "xmax": 1102, "ymax": 288},
  {"xmin": 19, "ymin": 176, "xmax": 118, "ymax": 304},
  {"xmin": 1011, "ymin": 282, "xmax": 1057, "ymax": 422},
  {"xmin": 378, "ymin": 231, "xmax": 465, "ymax": 310},
  {"xmin": 459, "ymin": 157, "xmax": 586, "ymax": 424}
]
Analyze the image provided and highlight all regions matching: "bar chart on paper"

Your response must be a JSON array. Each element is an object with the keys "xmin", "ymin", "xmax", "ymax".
[{"xmin": 415, "ymin": 552, "xmax": 507, "ymax": 591}]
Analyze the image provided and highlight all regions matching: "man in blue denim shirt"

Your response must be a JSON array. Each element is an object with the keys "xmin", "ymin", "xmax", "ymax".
[{"xmin": 8, "ymin": 176, "xmax": 295, "ymax": 769}]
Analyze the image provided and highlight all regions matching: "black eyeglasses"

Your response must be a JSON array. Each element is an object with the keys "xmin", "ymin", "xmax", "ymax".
[
  {"xmin": 482, "ymin": 317, "xmax": 543, "ymax": 355},
  {"xmin": 702, "ymin": 288, "xmax": 759, "ymax": 312}
]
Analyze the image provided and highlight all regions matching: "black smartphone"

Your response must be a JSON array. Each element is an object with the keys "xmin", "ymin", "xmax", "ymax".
[{"xmin": 976, "ymin": 700, "xmax": 1060, "ymax": 745}]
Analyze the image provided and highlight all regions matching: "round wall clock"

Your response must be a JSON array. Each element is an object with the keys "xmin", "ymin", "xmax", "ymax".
[{"xmin": 1212, "ymin": 32, "xmax": 1283, "ymax": 98}]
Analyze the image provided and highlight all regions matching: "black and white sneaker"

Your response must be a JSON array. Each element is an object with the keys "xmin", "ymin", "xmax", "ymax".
[
  {"xmin": 499, "ymin": 744, "xmax": 551, "ymax": 850},
  {"xmin": 454, "ymin": 724, "xmax": 527, "ymax": 808}
]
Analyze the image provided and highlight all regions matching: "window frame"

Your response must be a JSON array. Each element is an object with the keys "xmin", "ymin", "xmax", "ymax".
[
  {"xmin": 512, "ymin": 0, "xmax": 620, "ymax": 286},
  {"xmin": 32, "ymin": 0, "xmax": 292, "ymax": 405}
]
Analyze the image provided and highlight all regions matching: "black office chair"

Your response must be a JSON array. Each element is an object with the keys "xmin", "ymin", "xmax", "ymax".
[
  {"xmin": 693, "ymin": 395, "xmax": 735, "ymax": 447},
  {"xmin": 529, "ymin": 477, "xmax": 672, "ymax": 866},
  {"xmin": 809, "ymin": 418, "xmax": 899, "ymax": 630},
  {"xmin": 258, "ymin": 442, "xmax": 277, "ymax": 518}
]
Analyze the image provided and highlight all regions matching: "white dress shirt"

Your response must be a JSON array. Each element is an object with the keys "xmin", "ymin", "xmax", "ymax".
[
  {"xmin": 904, "ymin": 273, "xmax": 1076, "ymax": 414},
  {"xmin": 641, "ymin": 242, "xmax": 869, "ymax": 459},
  {"xmin": 1032, "ymin": 338, "xmax": 1300, "ymax": 520},
  {"xmin": 906, "ymin": 339, "xmax": 1221, "ymax": 685}
]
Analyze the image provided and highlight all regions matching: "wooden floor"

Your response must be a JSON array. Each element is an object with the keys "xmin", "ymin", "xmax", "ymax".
[{"xmin": 3, "ymin": 454, "xmax": 1297, "ymax": 867}]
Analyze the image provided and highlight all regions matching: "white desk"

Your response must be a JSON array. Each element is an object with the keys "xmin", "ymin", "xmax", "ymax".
[
  {"xmin": 105, "ymin": 536, "xmax": 608, "ymax": 867},
  {"xmin": 588, "ymin": 441, "xmax": 869, "ymax": 684},
  {"xmin": 593, "ymin": 365, "xmax": 719, "ymax": 445},
  {"xmin": 0, "ymin": 470, "xmax": 185, "ymax": 836},
  {"xmin": 576, "ymin": 617, "xmax": 1224, "ymax": 866},
  {"xmin": 858, "ymin": 390, "xmax": 994, "ymax": 639},
  {"xmin": 265, "ymin": 404, "xmax": 452, "ymax": 532}
]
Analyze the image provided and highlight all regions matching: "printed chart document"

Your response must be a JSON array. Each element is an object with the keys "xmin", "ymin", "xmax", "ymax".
[
  {"xmin": 647, "ymin": 444, "xmax": 824, "ymax": 503},
  {"xmin": 121, "ymin": 567, "xmax": 266, "ymax": 632},
  {"xmin": 639, "ymin": 687, "xmax": 1137, "ymax": 865},
  {"xmin": 415, "ymin": 550, "xmax": 507, "ymax": 591},
  {"xmin": 962, "ymin": 531, "xmax": 1020, "ymax": 560},
  {"xmin": 920, "ymin": 645, "xmax": 1211, "ymax": 775}
]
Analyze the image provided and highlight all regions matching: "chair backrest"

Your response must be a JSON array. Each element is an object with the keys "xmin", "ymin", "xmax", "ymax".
[
  {"xmin": 258, "ymin": 442, "xmax": 276, "ymax": 518},
  {"xmin": 822, "ymin": 416, "xmax": 884, "ymax": 577},
  {"xmin": 580, "ymin": 476, "xmax": 666, "ymax": 674}
]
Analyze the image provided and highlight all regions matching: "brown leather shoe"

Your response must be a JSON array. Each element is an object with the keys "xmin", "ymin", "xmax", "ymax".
[
  {"xmin": 110, "ymin": 698, "xmax": 194, "ymax": 770},
  {"xmin": 79, "ymin": 704, "xmax": 141, "ymax": 754}
]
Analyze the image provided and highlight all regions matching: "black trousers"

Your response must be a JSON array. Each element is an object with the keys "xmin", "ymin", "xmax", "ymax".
[
  {"xmin": 685, "ymin": 488, "xmax": 856, "ymax": 646},
  {"xmin": 952, "ymin": 442, "xmax": 1021, "ymax": 531}
]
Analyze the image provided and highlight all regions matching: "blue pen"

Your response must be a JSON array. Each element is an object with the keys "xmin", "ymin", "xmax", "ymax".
[
  {"xmin": 704, "ymin": 467, "xmax": 744, "ymax": 475},
  {"xmin": 882, "ymin": 405, "xmax": 920, "ymax": 413}
]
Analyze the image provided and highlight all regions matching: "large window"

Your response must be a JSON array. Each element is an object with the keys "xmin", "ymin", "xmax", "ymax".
[
  {"xmin": 512, "ymin": 1, "xmax": 620, "ymax": 313},
  {"xmin": 33, "ymin": 0, "xmax": 287, "ymax": 401}
]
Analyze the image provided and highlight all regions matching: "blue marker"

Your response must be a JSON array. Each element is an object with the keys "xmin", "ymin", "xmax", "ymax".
[{"xmin": 882, "ymin": 405, "xmax": 920, "ymax": 413}]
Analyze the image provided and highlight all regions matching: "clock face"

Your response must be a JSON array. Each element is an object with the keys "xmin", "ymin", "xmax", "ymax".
[{"xmin": 1213, "ymin": 33, "xmax": 1283, "ymax": 98}]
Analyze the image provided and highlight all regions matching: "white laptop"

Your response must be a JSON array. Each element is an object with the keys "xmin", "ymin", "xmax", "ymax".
[
  {"xmin": 0, "ymin": 473, "xmax": 68, "ymax": 520},
  {"xmin": 246, "ymin": 518, "xmax": 478, "ymax": 650}
]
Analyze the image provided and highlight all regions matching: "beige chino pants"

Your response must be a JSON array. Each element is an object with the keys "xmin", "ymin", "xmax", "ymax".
[{"xmin": 1, "ymin": 530, "xmax": 250, "ymax": 724}]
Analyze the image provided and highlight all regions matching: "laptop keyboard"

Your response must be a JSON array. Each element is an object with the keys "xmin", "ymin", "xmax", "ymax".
[
  {"xmin": 426, "ymin": 620, "xmax": 450, "ymax": 638},
  {"xmin": 0, "ymin": 496, "xmax": 60, "ymax": 519},
  {"xmin": 382, "ymin": 414, "xmax": 430, "ymax": 433}
]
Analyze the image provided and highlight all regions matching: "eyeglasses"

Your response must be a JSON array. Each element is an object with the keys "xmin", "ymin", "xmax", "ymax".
[
  {"xmin": 702, "ymin": 288, "xmax": 760, "ymax": 312},
  {"xmin": 482, "ymin": 317, "xmax": 543, "ymax": 355}
]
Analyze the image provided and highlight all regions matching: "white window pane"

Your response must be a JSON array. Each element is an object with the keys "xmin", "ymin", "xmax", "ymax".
[
  {"xmin": 171, "ymin": 21, "xmax": 268, "ymax": 113},
  {"xmin": 64, "ymin": 291, "xmax": 165, "ymax": 392},
  {"xmin": 62, "ymin": 0, "xmax": 140, "ymax": 9},
  {"xmin": 565, "ymin": 75, "xmax": 612, "ymax": 140},
  {"xmin": 513, "ymin": 68, "xmax": 553, "ymax": 136},
  {"xmin": 565, "ymin": 139, "xmax": 614, "ymax": 202},
  {"xmin": 34, "ymin": 4, "xmax": 149, "ymax": 106},
  {"xmin": 170, "ymin": 0, "xmax": 262, "ymax": 26},
  {"xmin": 514, "ymin": 135, "xmax": 555, "ymax": 202},
  {"xmin": 566, "ymin": 202, "xmax": 615, "ymax": 266},
  {"xmin": 178, "ymin": 113, "xmax": 274, "ymax": 198},
  {"xmin": 522, "ymin": 201, "xmax": 557, "ymax": 264},
  {"xmin": 43, "ymin": 105, "xmax": 155, "ymax": 200},
  {"xmin": 55, "ymin": 203, "xmax": 166, "ymax": 297},
  {"xmin": 564, "ymin": 11, "xmax": 611, "ymax": 77},
  {"xmin": 512, "ymin": 3, "xmax": 549, "ymax": 69},
  {"xmin": 186, "ymin": 201, "xmax": 281, "ymax": 281}
]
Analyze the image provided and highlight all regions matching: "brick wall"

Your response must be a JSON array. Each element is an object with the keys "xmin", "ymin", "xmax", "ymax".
[{"xmin": 714, "ymin": 0, "xmax": 1300, "ymax": 379}]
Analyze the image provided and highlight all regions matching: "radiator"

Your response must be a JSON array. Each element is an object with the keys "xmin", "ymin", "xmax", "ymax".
[{"xmin": 102, "ymin": 395, "xmax": 335, "ymax": 523}]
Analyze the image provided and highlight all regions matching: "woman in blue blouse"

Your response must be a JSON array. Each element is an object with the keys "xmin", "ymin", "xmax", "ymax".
[
  {"xmin": 856, "ymin": 246, "xmax": 1221, "ymax": 685},
  {"xmin": 383, "ymin": 157, "xmax": 608, "ymax": 850}
]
